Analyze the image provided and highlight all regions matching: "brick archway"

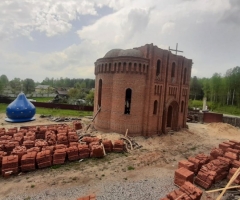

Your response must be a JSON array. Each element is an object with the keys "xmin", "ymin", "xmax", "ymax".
[{"xmin": 162, "ymin": 100, "xmax": 179, "ymax": 133}]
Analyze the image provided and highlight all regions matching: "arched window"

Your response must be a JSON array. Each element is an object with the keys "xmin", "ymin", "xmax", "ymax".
[
  {"xmin": 124, "ymin": 88, "xmax": 132, "ymax": 114},
  {"xmin": 181, "ymin": 101, "xmax": 184, "ymax": 112},
  {"xmin": 123, "ymin": 62, "xmax": 126, "ymax": 72},
  {"xmin": 171, "ymin": 62, "xmax": 175, "ymax": 78},
  {"xmin": 128, "ymin": 63, "xmax": 132, "ymax": 72},
  {"xmin": 154, "ymin": 85, "xmax": 157, "ymax": 94},
  {"xmin": 98, "ymin": 79, "xmax": 102, "ymax": 108},
  {"xmin": 118, "ymin": 62, "xmax": 121, "ymax": 72},
  {"xmin": 105, "ymin": 64, "xmax": 107, "ymax": 72},
  {"xmin": 183, "ymin": 68, "xmax": 187, "ymax": 84},
  {"xmin": 156, "ymin": 60, "xmax": 161, "ymax": 76},
  {"xmin": 153, "ymin": 100, "xmax": 158, "ymax": 115}
]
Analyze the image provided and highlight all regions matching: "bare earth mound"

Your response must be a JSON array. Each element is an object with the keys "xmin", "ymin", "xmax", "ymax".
[{"xmin": 0, "ymin": 113, "xmax": 239, "ymax": 200}]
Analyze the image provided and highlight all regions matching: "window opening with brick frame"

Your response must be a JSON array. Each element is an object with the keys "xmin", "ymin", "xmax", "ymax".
[
  {"xmin": 167, "ymin": 106, "xmax": 173, "ymax": 127},
  {"xmin": 181, "ymin": 101, "xmax": 184, "ymax": 112},
  {"xmin": 124, "ymin": 88, "xmax": 132, "ymax": 114},
  {"xmin": 98, "ymin": 79, "xmax": 102, "ymax": 108},
  {"xmin": 153, "ymin": 100, "xmax": 158, "ymax": 114},
  {"xmin": 171, "ymin": 62, "xmax": 176, "ymax": 83},
  {"xmin": 183, "ymin": 68, "xmax": 187, "ymax": 84},
  {"xmin": 156, "ymin": 60, "xmax": 161, "ymax": 78}
]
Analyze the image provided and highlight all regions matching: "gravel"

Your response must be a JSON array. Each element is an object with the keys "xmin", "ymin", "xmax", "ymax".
[{"xmin": 4, "ymin": 174, "xmax": 177, "ymax": 200}]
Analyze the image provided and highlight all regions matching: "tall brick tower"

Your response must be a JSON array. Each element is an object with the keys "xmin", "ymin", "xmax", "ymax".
[{"xmin": 93, "ymin": 43, "xmax": 192, "ymax": 136}]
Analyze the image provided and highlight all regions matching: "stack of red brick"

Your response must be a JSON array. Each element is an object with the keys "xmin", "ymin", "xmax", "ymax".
[
  {"xmin": 113, "ymin": 140, "xmax": 124, "ymax": 152},
  {"xmin": 160, "ymin": 181, "xmax": 202, "ymax": 200},
  {"xmin": 77, "ymin": 194, "xmax": 96, "ymax": 200},
  {"xmin": 174, "ymin": 140, "xmax": 240, "ymax": 192},
  {"xmin": 0, "ymin": 122, "xmax": 126, "ymax": 176},
  {"xmin": 53, "ymin": 145, "xmax": 67, "ymax": 164}
]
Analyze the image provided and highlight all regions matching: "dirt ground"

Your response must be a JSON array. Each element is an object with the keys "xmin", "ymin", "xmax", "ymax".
[{"xmin": 0, "ymin": 113, "xmax": 240, "ymax": 199}]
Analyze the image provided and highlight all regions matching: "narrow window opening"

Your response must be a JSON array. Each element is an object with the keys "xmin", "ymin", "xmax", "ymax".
[
  {"xmin": 153, "ymin": 100, "xmax": 158, "ymax": 115},
  {"xmin": 98, "ymin": 79, "xmax": 102, "ymax": 108},
  {"xmin": 128, "ymin": 63, "xmax": 132, "ymax": 72},
  {"xmin": 183, "ymin": 68, "xmax": 187, "ymax": 84},
  {"xmin": 171, "ymin": 62, "xmax": 175, "ymax": 77},
  {"xmin": 181, "ymin": 101, "xmax": 184, "ymax": 113},
  {"xmin": 167, "ymin": 106, "xmax": 173, "ymax": 127},
  {"xmin": 156, "ymin": 60, "xmax": 161, "ymax": 77},
  {"xmin": 109, "ymin": 63, "xmax": 111, "ymax": 72},
  {"xmin": 124, "ymin": 88, "xmax": 132, "ymax": 114}
]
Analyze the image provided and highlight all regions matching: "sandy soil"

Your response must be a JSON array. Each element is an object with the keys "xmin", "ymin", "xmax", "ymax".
[{"xmin": 0, "ymin": 113, "xmax": 240, "ymax": 199}]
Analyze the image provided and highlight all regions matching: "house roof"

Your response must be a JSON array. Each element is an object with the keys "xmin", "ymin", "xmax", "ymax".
[
  {"xmin": 56, "ymin": 90, "xmax": 68, "ymax": 95},
  {"xmin": 35, "ymin": 85, "xmax": 50, "ymax": 89}
]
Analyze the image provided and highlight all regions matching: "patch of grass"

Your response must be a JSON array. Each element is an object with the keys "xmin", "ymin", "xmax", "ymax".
[
  {"xmin": 32, "ymin": 97, "xmax": 53, "ymax": 102},
  {"xmin": 189, "ymin": 146, "xmax": 197, "ymax": 151},
  {"xmin": 31, "ymin": 185, "xmax": 35, "ymax": 188},
  {"xmin": 72, "ymin": 177, "xmax": 77, "ymax": 180},
  {"xmin": 0, "ymin": 103, "xmax": 92, "ymax": 117},
  {"xmin": 51, "ymin": 164, "xmax": 62, "ymax": 169},
  {"xmin": 127, "ymin": 166, "xmax": 135, "ymax": 170},
  {"xmin": 36, "ymin": 107, "xmax": 92, "ymax": 117},
  {"xmin": 124, "ymin": 177, "xmax": 128, "ymax": 180},
  {"xmin": 24, "ymin": 197, "xmax": 31, "ymax": 200}
]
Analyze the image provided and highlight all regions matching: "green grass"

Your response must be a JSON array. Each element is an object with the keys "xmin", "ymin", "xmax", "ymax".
[
  {"xmin": 188, "ymin": 100, "xmax": 240, "ymax": 116},
  {"xmin": 127, "ymin": 166, "xmax": 135, "ymax": 170},
  {"xmin": 0, "ymin": 103, "xmax": 92, "ymax": 117},
  {"xmin": 31, "ymin": 97, "xmax": 53, "ymax": 102}
]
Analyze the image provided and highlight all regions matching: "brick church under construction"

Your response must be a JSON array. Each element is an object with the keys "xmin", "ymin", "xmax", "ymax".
[{"xmin": 93, "ymin": 43, "xmax": 192, "ymax": 136}]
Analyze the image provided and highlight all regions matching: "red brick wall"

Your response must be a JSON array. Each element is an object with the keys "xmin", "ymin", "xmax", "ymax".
[{"xmin": 94, "ymin": 44, "xmax": 192, "ymax": 136}]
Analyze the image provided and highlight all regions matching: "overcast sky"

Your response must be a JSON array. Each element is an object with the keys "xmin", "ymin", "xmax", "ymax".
[{"xmin": 0, "ymin": 0, "xmax": 239, "ymax": 82}]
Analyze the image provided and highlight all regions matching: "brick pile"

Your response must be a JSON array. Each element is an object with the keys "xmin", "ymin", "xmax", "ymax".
[
  {"xmin": 45, "ymin": 131, "xmax": 56, "ymax": 146},
  {"xmin": 81, "ymin": 137, "xmax": 100, "ymax": 144},
  {"xmin": 36, "ymin": 150, "xmax": 52, "ymax": 168},
  {"xmin": 77, "ymin": 194, "xmax": 96, "ymax": 200},
  {"xmin": 53, "ymin": 148, "xmax": 66, "ymax": 165},
  {"xmin": 89, "ymin": 142, "xmax": 104, "ymax": 158},
  {"xmin": 21, "ymin": 152, "xmax": 37, "ymax": 172},
  {"xmin": 0, "ymin": 151, "xmax": 7, "ymax": 168},
  {"xmin": 160, "ymin": 181, "xmax": 202, "ymax": 200},
  {"xmin": 67, "ymin": 146, "xmax": 79, "ymax": 161},
  {"xmin": 102, "ymin": 140, "xmax": 113, "ymax": 153},
  {"xmin": 0, "ymin": 124, "xmax": 125, "ymax": 177},
  {"xmin": 2, "ymin": 155, "xmax": 18, "ymax": 176},
  {"xmin": 68, "ymin": 132, "xmax": 79, "ymax": 143},
  {"xmin": 57, "ymin": 132, "xmax": 68, "ymax": 146},
  {"xmin": 73, "ymin": 121, "xmax": 82, "ymax": 130},
  {"xmin": 78, "ymin": 144, "xmax": 90, "ymax": 159},
  {"xmin": 12, "ymin": 146, "xmax": 27, "ymax": 164},
  {"xmin": 174, "ymin": 167, "xmax": 194, "ymax": 187},
  {"xmin": 113, "ymin": 140, "xmax": 124, "ymax": 152},
  {"xmin": 35, "ymin": 139, "xmax": 48, "ymax": 150},
  {"xmin": 37, "ymin": 126, "xmax": 47, "ymax": 139},
  {"xmin": 227, "ymin": 167, "xmax": 240, "ymax": 184},
  {"xmin": 194, "ymin": 158, "xmax": 230, "ymax": 189}
]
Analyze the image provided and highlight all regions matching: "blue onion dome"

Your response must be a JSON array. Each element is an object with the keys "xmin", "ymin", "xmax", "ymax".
[{"xmin": 5, "ymin": 92, "xmax": 36, "ymax": 122}]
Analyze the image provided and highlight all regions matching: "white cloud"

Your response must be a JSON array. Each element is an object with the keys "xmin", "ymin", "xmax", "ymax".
[
  {"xmin": 0, "ymin": 0, "xmax": 240, "ymax": 82},
  {"xmin": 161, "ymin": 22, "xmax": 175, "ymax": 34}
]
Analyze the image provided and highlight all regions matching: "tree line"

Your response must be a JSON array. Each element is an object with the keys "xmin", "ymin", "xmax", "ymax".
[
  {"xmin": 190, "ymin": 66, "xmax": 240, "ymax": 107},
  {"xmin": 0, "ymin": 75, "xmax": 95, "ymax": 105}
]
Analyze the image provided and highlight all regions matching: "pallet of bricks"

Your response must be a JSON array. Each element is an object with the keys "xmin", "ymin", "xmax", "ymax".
[
  {"xmin": 160, "ymin": 140, "xmax": 240, "ymax": 199},
  {"xmin": 0, "ymin": 121, "xmax": 124, "ymax": 177}
]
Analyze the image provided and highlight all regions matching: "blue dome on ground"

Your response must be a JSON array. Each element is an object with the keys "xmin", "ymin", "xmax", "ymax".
[{"xmin": 5, "ymin": 92, "xmax": 36, "ymax": 122}]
